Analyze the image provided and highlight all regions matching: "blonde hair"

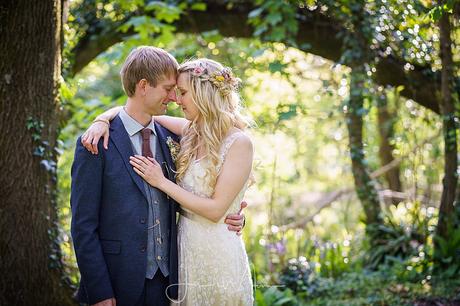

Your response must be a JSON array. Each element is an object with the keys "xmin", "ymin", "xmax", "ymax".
[
  {"xmin": 175, "ymin": 58, "xmax": 252, "ymax": 187},
  {"xmin": 120, "ymin": 46, "xmax": 179, "ymax": 97}
]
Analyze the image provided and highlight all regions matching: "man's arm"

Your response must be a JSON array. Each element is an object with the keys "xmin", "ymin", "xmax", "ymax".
[{"xmin": 70, "ymin": 138, "xmax": 114, "ymax": 304}]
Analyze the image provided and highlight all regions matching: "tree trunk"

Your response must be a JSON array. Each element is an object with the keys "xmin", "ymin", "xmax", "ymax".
[
  {"xmin": 347, "ymin": 67, "xmax": 383, "ymax": 228},
  {"xmin": 343, "ymin": 2, "xmax": 383, "ymax": 234},
  {"xmin": 377, "ymin": 90, "xmax": 402, "ymax": 205},
  {"xmin": 0, "ymin": 1, "xmax": 75, "ymax": 305},
  {"xmin": 435, "ymin": 5, "xmax": 457, "ymax": 245}
]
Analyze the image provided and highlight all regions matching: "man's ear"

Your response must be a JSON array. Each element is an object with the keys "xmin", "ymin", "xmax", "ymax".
[{"xmin": 137, "ymin": 79, "xmax": 147, "ymax": 96}]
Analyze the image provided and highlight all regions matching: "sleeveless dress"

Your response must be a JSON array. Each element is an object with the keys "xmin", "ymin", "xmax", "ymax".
[{"xmin": 171, "ymin": 132, "xmax": 254, "ymax": 306}]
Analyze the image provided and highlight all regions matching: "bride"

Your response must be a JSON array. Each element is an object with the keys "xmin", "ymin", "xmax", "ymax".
[{"xmin": 83, "ymin": 58, "xmax": 254, "ymax": 305}]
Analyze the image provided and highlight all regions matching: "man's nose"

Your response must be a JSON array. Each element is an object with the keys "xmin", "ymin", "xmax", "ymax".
[{"xmin": 168, "ymin": 89, "xmax": 177, "ymax": 102}]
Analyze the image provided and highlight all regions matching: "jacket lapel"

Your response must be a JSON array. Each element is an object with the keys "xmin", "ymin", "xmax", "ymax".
[
  {"xmin": 154, "ymin": 122, "xmax": 180, "ymax": 218},
  {"xmin": 154, "ymin": 122, "xmax": 177, "ymax": 183},
  {"xmin": 110, "ymin": 116, "xmax": 148, "ymax": 201}
]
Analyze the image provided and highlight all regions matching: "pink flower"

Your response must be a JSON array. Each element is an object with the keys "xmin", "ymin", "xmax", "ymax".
[
  {"xmin": 193, "ymin": 67, "xmax": 204, "ymax": 75},
  {"xmin": 221, "ymin": 68, "xmax": 231, "ymax": 79}
]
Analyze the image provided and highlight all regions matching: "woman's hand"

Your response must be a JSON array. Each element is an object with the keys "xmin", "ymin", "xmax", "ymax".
[
  {"xmin": 81, "ymin": 121, "xmax": 110, "ymax": 154},
  {"xmin": 130, "ymin": 155, "xmax": 167, "ymax": 188}
]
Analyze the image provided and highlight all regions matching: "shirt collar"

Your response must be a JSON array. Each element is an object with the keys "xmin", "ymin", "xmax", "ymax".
[{"xmin": 119, "ymin": 108, "xmax": 156, "ymax": 137}]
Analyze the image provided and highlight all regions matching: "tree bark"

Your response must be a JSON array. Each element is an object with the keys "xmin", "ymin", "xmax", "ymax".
[
  {"xmin": 339, "ymin": 1, "xmax": 383, "ymax": 232},
  {"xmin": 377, "ymin": 90, "xmax": 402, "ymax": 204},
  {"xmin": 435, "ymin": 5, "xmax": 457, "ymax": 244},
  {"xmin": 0, "ymin": 1, "xmax": 75, "ymax": 305},
  {"xmin": 68, "ymin": 1, "xmax": 444, "ymax": 114},
  {"xmin": 347, "ymin": 67, "xmax": 383, "ymax": 227}
]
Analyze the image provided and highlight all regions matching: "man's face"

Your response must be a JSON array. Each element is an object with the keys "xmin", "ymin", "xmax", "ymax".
[{"xmin": 142, "ymin": 75, "xmax": 177, "ymax": 115}]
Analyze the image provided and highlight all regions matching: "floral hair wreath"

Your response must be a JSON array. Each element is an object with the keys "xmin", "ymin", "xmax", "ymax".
[{"xmin": 186, "ymin": 63, "xmax": 241, "ymax": 97}]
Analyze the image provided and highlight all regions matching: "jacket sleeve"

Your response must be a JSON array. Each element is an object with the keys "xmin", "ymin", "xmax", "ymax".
[{"xmin": 70, "ymin": 137, "xmax": 114, "ymax": 304}]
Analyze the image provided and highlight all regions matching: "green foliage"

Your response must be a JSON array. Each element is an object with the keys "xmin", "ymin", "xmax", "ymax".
[
  {"xmin": 433, "ymin": 226, "xmax": 460, "ymax": 277},
  {"xmin": 366, "ymin": 201, "xmax": 433, "ymax": 269},
  {"xmin": 144, "ymin": 1, "xmax": 182, "ymax": 23},
  {"xmin": 58, "ymin": 0, "xmax": 460, "ymax": 303},
  {"xmin": 428, "ymin": 0, "xmax": 456, "ymax": 21},
  {"xmin": 255, "ymin": 287, "xmax": 297, "ymax": 306},
  {"xmin": 248, "ymin": 0, "xmax": 298, "ymax": 44}
]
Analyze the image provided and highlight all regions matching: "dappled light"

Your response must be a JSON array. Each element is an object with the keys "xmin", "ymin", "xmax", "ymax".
[{"xmin": 2, "ymin": 1, "xmax": 460, "ymax": 305}]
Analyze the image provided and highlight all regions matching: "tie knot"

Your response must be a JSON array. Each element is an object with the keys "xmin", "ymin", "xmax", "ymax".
[{"xmin": 141, "ymin": 128, "xmax": 152, "ymax": 140}]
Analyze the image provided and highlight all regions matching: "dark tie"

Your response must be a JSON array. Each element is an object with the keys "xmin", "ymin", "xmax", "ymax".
[{"xmin": 141, "ymin": 128, "xmax": 153, "ymax": 158}]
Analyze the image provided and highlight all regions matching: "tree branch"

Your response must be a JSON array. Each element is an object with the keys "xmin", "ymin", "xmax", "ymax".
[{"xmin": 70, "ymin": 1, "xmax": 441, "ymax": 114}]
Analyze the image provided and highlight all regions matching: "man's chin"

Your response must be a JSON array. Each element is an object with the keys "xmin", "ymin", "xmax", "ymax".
[
  {"xmin": 153, "ymin": 110, "xmax": 167, "ymax": 116},
  {"xmin": 150, "ymin": 107, "xmax": 167, "ymax": 116}
]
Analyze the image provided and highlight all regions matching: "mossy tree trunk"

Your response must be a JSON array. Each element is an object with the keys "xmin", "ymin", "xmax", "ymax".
[
  {"xmin": 0, "ymin": 1, "xmax": 75, "ymax": 305},
  {"xmin": 435, "ymin": 1, "xmax": 457, "ymax": 262}
]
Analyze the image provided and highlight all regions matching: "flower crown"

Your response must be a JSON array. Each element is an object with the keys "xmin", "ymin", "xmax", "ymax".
[{"xmin": 186, "ymin": 64, "xmax": 241, "ymax": 97}]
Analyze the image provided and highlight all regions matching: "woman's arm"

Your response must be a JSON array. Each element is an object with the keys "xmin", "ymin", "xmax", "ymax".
[
  {"xmin": 153, "ymin": 115, "xmax": 188, "ymax": 136},
  {"xmin": 81, "ymin": 106, "xmax": 123, "ymax": 154},
  {"xmin": 130, "ymin": 135, "xmax": 253, "ymax": 223},
  {"xmin": 96, "ymin": 106, "xmax": 123, "ymax": 121}
]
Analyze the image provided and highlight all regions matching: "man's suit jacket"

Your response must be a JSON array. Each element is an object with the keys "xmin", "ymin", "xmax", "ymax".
[{"xmin": 70, "ymin": 115, "xmax": 180, "ymax": 305}]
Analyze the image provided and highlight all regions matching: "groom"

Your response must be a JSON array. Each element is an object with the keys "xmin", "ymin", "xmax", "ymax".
[{"xmin": 70, "ymin": 47, "xmax": 245, "ymax": 306}]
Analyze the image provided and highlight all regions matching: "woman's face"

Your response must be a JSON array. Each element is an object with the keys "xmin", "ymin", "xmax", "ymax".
[{"xmin": 176, "ymin": 72, "xmax": 200, "ymax": 121}]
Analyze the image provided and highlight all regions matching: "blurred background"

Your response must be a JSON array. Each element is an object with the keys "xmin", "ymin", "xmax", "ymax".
[{"xmin": 2, "ymin": 0, "xmax": 460, "ymax": 305}]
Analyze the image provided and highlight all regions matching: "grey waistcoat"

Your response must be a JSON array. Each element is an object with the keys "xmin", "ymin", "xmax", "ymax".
[
  {"xmin": 118, "ymin": 109, "xmax": 171, "ymax": 278},
  {"xmin": 144, "ymin": 135, "xmax": 171, "ymax": 278}
]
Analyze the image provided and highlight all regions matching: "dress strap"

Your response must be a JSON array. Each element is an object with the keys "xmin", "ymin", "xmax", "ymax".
[{"xmin": 217, "ymin": 131, "xmax": 244, "ymax": 174}]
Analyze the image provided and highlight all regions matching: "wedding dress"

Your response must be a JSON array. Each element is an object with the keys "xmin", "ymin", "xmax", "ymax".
[{"xmin": 172, "ymin": 132, "xmax": 254, "ymax": 306}]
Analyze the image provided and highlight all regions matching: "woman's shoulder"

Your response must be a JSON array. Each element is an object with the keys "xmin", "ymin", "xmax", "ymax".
[
  {"xmin": 230, "ymin": 127, "xmax": 252, "ymax": 140},
  {"xmin": 221, "ymin": 129, "xmax": 253, "ymax": 157}
]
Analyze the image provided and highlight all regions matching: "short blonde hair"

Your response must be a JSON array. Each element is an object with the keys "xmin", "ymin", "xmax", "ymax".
[{"xmin": 120, "ymin": 46, "xmax": 179, "ymax": 97}]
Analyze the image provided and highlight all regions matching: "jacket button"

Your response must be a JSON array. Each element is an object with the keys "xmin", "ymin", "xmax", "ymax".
[
  {"xmin": 140, "ymin": 217, "xmax": 146, "ymax": 224},
  {"xmin": 140, "ymin": 246, "xmax": 146, "ymax": 253}
]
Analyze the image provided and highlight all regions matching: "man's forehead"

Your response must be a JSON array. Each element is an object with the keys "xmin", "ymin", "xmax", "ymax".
[{"xmin": 158, "ymin": 76, "xmax": 177, "ymax": 87}]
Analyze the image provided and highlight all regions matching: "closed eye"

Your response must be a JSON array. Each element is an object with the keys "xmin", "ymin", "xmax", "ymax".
[{"xmin": 175, "ymin": 88, "xmax": 187, "ymax": 97}]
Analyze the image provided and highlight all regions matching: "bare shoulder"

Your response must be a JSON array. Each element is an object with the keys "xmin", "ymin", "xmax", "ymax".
[{"xmin": 227, "ymin": 131, "xmax": 254, "ymax": 157}]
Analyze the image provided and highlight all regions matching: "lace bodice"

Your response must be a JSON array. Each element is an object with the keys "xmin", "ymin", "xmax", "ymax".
[
  {"xmin": 172, "ymin": 131, "xmax": 254, "ymax": 306},
  {"xmin": 178, "ymin": 132, "xmax": 248, "ymax": 223}
]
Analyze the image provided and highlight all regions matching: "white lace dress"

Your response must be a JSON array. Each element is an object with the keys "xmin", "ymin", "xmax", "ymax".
[{"xmin": 172, "ymin": 132, "xmax": 254, "ymax": 306}]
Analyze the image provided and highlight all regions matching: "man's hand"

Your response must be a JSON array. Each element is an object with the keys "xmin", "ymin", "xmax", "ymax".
[
  {"xmin": 92, "ymin": 298, "xmax": 116, "ymax": 306},
  {"xmin": 224, "ymin": 201, "xmax": 248, "ymax": 236}
]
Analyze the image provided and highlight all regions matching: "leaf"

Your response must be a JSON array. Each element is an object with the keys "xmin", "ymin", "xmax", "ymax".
[
  {"xmin": 254, "ymin": 25, "xmax": 268, "ymax": 37},
  {"xmin": 191, "ymin": 3, "xmax": 206, "ymax": 11},
  {"xmin": 270, "ymin": 27, "xmax": 286, "ymax": 41},
  {"xmin": 266, "ymin": 12, "xmax": 282, "ymax": 25},
  {"xmin": 145, "ymin": 1, "xmax": 165, "ymax": 11},
  {"xmin": 255, "ymin": 289, "xmax": 267, "ymax": 306},
  {"xmin": 60, "ymin": 81, "xmax": 74, "ymax": 101},
  {"xmin": 274, "ymin": 296, "xmax": 294, "ymax": 305},
  {"xmin": 145, "ymin": 1, "xmax": 181, "ymax": 23},
  {"xmin": 428, "ymin": 6, "xmax": 443, "ymax": 22},
  {"xmin": 268, "ymin": 61, "xmax": 285, "ymax": 73},
  {"xmin": 249, "ymin": 7, "xmax": 264, "ymax": 19}
]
